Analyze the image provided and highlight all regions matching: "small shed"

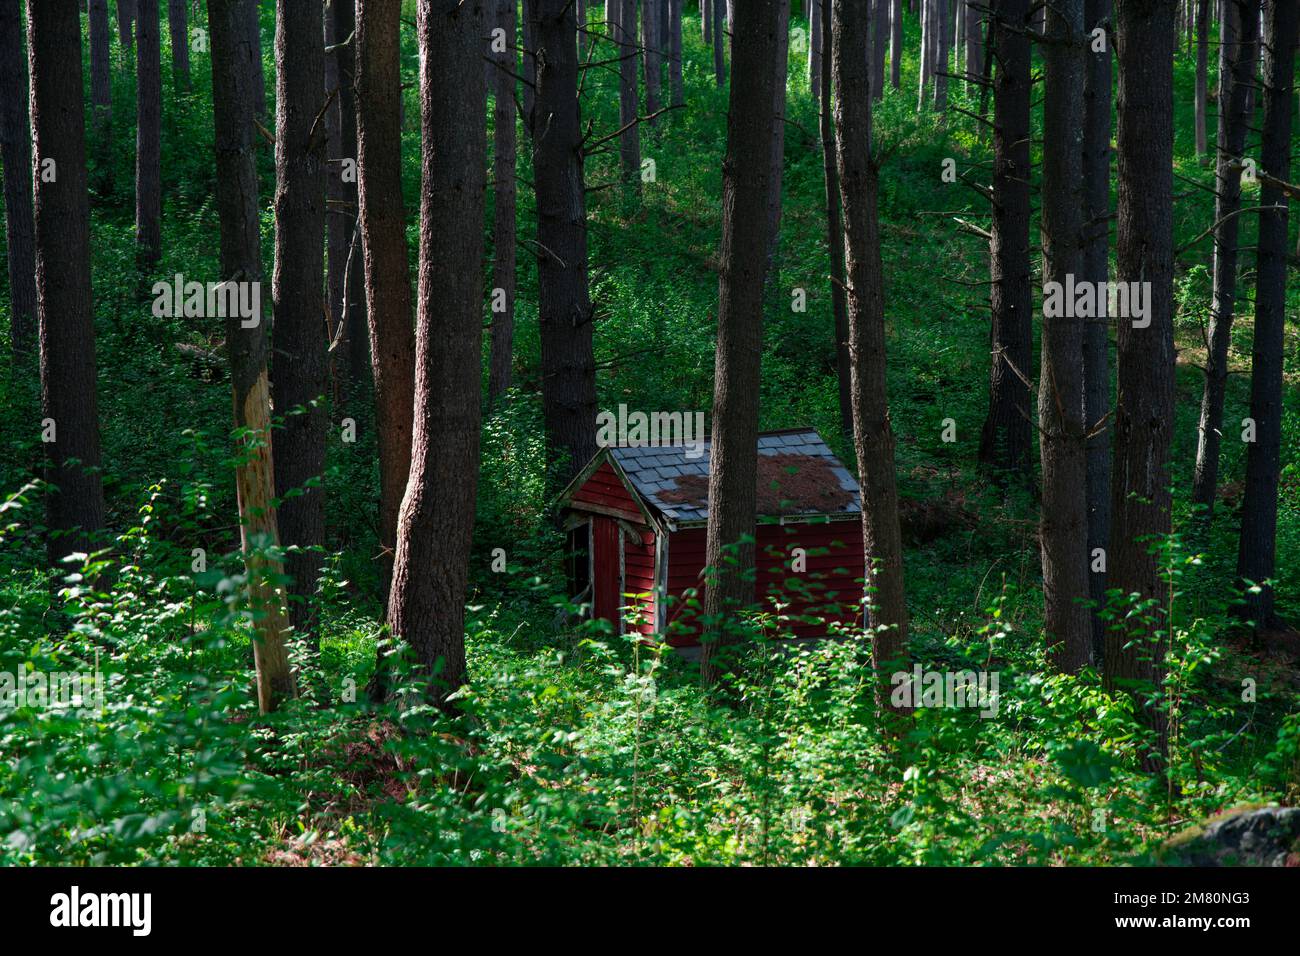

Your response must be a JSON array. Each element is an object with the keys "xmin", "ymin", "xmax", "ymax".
[{"xmin": 555, "ymin": 428, "xmax": 866, "ymax": 647}]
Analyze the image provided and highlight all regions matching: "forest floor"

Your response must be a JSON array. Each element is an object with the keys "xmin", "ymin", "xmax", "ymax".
[{"xmin": 0, "ymin": 9, "xmax": 1297, "ymax": 865}]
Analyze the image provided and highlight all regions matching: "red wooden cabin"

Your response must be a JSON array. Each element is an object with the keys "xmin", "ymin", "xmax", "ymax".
[{"xmin": 556, "ymin": 428, "xmax": 866, "ymax": 648}]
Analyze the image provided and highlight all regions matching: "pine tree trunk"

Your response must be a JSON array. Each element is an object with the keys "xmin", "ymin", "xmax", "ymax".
[
  {"xmin": 248, "ymin": 0, "xmax": 265, "ymax": 115},
  {"xmin": 872, "ymin": 0, "xmax": 886, "ymax": 99},
  {"xmin": 979, "ymin": 0, "xmax": 1033, "ymax": 475},
  {"xmin": 117, "ymin": 0, "xmax": 136, "ymax": 50},
  {"xmin": 704, "ymin": 0, "xmax": 712, "ymax": 45},
  {"xmin": 387, "ymin": 0, "xmax": 487, "ymax": 709},
  {"xmin": 834, "ymin": 0, "xmax": 909, "ymax": 704},
  {"xmin": 488, "ymin": 0, "xmax": 517, "ymax": 404},
  {"xmin": 809, "ymin": 0, "xmax": 821, "ymax": 102},
  {"xmin": 618, "ymin": 0, "xmax": 641, "ymax": 189},
  {"xmin": 168, "ymin": 0, "xmax": 189, "ymax": 90},
  {"xmin": 713, "ymin": 0, "xmax": 726, "ymax": 85},
  {"xmin": 1039, "ymin": 0, "xmax": 1092, "ymax": 673},
  {"xmin": 889, "ymin": 0, "xmax": 901, "ymax": 88},
  {"xmin": 356, "ymin": 0, "xmax": 415, "ymax": 604},
  {"xmin": 1083, "ymin": 0, "xmax": 1113, "ymax": 662},
  {"xmin": 271, "ymin": 0, "xmax": 328, "ymax": 641},
  {"xmin": 932, "ymin": 0, "xmax": 949, "ymax": 108},
  {"xmin": 917, "ymin": 0, "xmax": 930, "ymax": 108},
  {"xmin": 534, "ymin": 0, "xmax": 598, "ymax": 490},
  {"xmin": 820, "ymin": 0, "xmax": 853, "ymax": 441},
  {"xmin": 89, "ymin": 0, "xmax": 113, "ymax": 136},
  {"xmin": 207, "ymin": 0, "xmax": 296, "ymax": 713},
  {"xmin": 766, "ymin": 0, "xmax": 789, "ymax": 279},
  {"xmin": 1108, "ymin": 0, "xmax": 1177, "ymax": 771},
  {"xmin": 698, "ymin": 0, "xmax": 782, "ymax": 687},
  {"xmin": 0, "ymin": 0, "xmax": 36, "ymax": 355},
  {"xmin": 522, "ymin": 0, "xmax": 536, "ymax": 133},
  {"xmin": 1237, "ymin": 0, "xmax": 1296, "ymax": 628},
  {"xmin": 1191, "ymin": 0, "xmax": 1258, "ymax": 518},
  {"xmin": 1194, "ymin": 0, "xmax": 1209, "ymax": 162},
  {"xmin": 643, "ymin": 0, "xmax": 661, "ymax": 122},
  {"xmin": 669, "ymin": 0, "xmax": 683, "ymax": 105},
  {"xmin": 135, "ymin": 0, "xmax": 163, "ymax": 266},
  {"xmin": 29, "ymin": 0, "xmax": 107, "ymax": 566},
  {"xmin": 965, "ymin": 0, "xmax": 982, "ymax": 84}
]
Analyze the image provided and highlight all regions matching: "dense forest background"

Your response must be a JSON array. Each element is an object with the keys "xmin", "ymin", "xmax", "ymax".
[{"xmin": 0, "ymin": 0, "xmax": 1298, "ymax": 866}]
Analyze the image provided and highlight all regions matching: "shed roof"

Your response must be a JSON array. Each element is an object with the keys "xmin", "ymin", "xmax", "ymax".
[{"xmin": 600, "ymin": 428, "xmax": 861, "ymax": 525}]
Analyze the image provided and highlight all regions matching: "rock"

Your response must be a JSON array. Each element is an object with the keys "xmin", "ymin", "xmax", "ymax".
[{"xmin": 1161, "ymin": 805, "xmax": 1300, "ymax": 867}]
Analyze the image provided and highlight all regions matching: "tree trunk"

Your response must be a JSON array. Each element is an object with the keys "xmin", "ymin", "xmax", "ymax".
[
  {"xmin": 1237, "ymin": 0, "xmax": 1296, "ymax": 627},
  {"xmin": 248, "ymin": 0, "xmax": 265, "ymax": 115},
  {"xmin": 979, "ymin": 0, "xmax": 1033, "ymax": 476},
  {"xmin": 932, "ymin": 0, "xmax": 949, "ymax": 108},
  {"xmin": 329, "ymin": 0, "xmax": 368, "ymax": 416},
  {"xmin": 669, "ymin": 0, "xmax": 683, "ymax": 106},
  {"xmin": 522, "ymin": 0, "xmax": 536, "ymax": 132},
  {"xmin": 1108, "ymin": 0, "xmax": 1176, "ymax": 772},
  {"xmin": 809, "ymin": 0, "xmax": 821, "ymax": 102},
  {"xmin": 89, "ymin": 0, "xmax": 113, "ymax": 136},
  {"xmin": 168, "ymin": 0, "xmax": 189, "ymax": 90},
  {"xmin": 488, "ymin": 0, "xmax": 517, "ymax": 404},
  {"xmin": 29, "ymin": 0, "xmax": 107, "ymax": 566},
  {"xmin": 356, "ymin": 0, "xmax": 415, "ymax": 605},
  {"xmin": 834, "ymin": 0, "xmax": 910, "ymax": 704},
  {"xmin": 704, "ymin": 0, "xmax": 711, "ymax": 45},
  {"xmin": 0, "ymin": 0, "xmax": 36, "ymax": 355},
  {"xmin": 387, "ymin": 0, "xmax": 487, "ymax": 708},
  {"xmin": 534, "ymin": 0, "xmax": 598, "ymax": 490},
  {"xmin": 889, "ymin": 0, "xmax": 901, "ymax": 88},
  {"xmin": 643, "ymin": 0, "xmax": 661, "ymax": 122},
  {"xmin": 617, "ymin": 0, "xmax": 641, "ymax": 191},
  {"xmin": 917, "ymin": 0, "xmax": 930, "ymax": 108},
  {"xmin": 713, "ymin": 0, "xmax": 726, "ymax": 85},
  {"xmin": 766, "ymin": 0, "xmax": 789, "ymax": 278},
  {"xmin": 135, "ymin": 0, "xmax": 162, "ymax": 267},
  {"xmin": 1194, "ymin": 0, "xmax": 1209, "ymax": 161},
  {"xmin": 207, "ymin": 0, "xmax": 296, "ymax": 714},
  {"xmin": 698, "ymin": 0, "xmax": 782, "ymax": 687},
  {"xmin": 1191, "ymin": 0, "xmax": 1258, "ymax": 519},
  {"xmin": 271, "ymin": 0, "xmax": 328, "ymax": 641},
  {"xmin": 1083, "ymin": 0, "xmax": 1113, "ymax": 663},
  {"xmin": 871, "ymin": 0, "xmax": 886, "ymax": 99},
  {"xmin": 965, "ymin": 0, "xmax": 982, "ymax": 85},
  {"xmin": 820, "ymin": 0, "xmax": 852, "ymax": 441},
  {"xmin": 117, "ymin": 0, "xmax": 136, "ymax": 50},
  {"xmin": 1039, "ymin": 0, "xmax": 1091, "ymax": 673}
]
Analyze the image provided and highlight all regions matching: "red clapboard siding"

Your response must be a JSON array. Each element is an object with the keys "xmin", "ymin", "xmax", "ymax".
[
  {"xmin": 569, "ymin": 461, "xmax": 643, "ymax": 522},
  {"xmin": 663, "ymin": 521, "xmax": 864, "ymax": 645},
  {"xmin": 591, "ymin": 516, "xmax": 621, "ymax": 626},
  {"xmin": 623, "ymin": 527, "xmax": 657, "ymax": 635}
]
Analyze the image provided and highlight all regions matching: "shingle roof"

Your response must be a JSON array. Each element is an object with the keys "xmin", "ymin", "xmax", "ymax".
[{"xmin": 608, "ymin": 428, "xmax": 862, "ymax": 524}]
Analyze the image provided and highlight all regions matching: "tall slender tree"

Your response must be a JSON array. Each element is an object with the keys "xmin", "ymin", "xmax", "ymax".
[
  {"xmin": 117, "ymin": 0, "xmax": 136, "ymax": 50},
  {"xmin": 617, "ymin": 0, "xmax": 641, "ymax": 191},
  {"xmin": 979, "ymin": 0, "xmax": 1033, "ymax": 476},
  {"xmin": 819, "ymin": 0, "xmax": 852, "ymax": 440},
  {"xmin": 28, "ymin": 0, "xmax": 106, "ymax": 566},
  {"xmin": 135, "ymin": 0, "xmax": 163, "ymax": 266},
  {"xmin": 386, "ymin": 0, "xmax": 487, "ymax": 708},
  {"xmin": 1108, "ymin": 0, "xmax": 1177, "ymax": 770},
  {"xmin": 1083, "ymin": 0, "xmax": 1113, "ymax": 660},
  {"xmin": 534, "ymin": 0, "xmax": 597, "ymax": 489},
  {"xmin": 0, "ymin": 0, "xmax": 35, "ymax": 355},
  {"xmin": 88, "ymin": 0, "xmax": 113, "ymax": 137},
  {"xmin": 355, "ymin": 0, "xmax": 415, "ymax": 603},
  {"xmin": 207, "ymin": 0, "xmax": 296, "ymax": 713},
  {"xmin": 488, "ymin": 0, "xmax": 516, "ymax": 404},
  {"xmin": 668, "ymin": 0, "xmax": 683, "ymax": 106},
  {"xmin": 699, "ymin": 0, "xmax": 783, "ymax": 687},
  {"xmin": 809, "ymin": 0, "xmax": 822, "ymax": 102},
  {"xmin": 889, "ymin": 0, "xmax": 901, "ymax": 88},
  {"xmin": 1237, "ymin": 0, "xmax": 1296, "ymax": 628},
  {"xmin": 271, "ymin": 0, "xmax": 328, "ymax": 639},
  {"xmin": 713, "ymin": 0, "xmax": 726, "ymax": 85},
  {"xmin": 1193, "ymin": 0, "xmax": 1209, "ymax": 162},
  {"xmin": 168, "ymin": 0, "xmax": 189, "ymax": 90},
  {"xmin": 1191, "ymin": 0, "xmax": 1258, "ymax": 518},
  {"xmin": 834, "ymin": 0, "xmax": 909, "ymax": 703},
  {"xmin": 248, "ymin": 0, "xmax": 265, "ymax": 116},
  {"xmin": 643, "ymin": 0, "xmax": 661, "ymax": 121},
  {"xmin": 1039, "ymin": 0, "xmax": 1092, "ymax": 672}
]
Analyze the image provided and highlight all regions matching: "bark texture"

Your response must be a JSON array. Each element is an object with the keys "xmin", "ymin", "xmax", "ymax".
[
  {"xmin": 386, "ymin": 0, "xmax": 487, "ymax": 707},
  {"xmin": 29, "ymin": 0, "xmax": 107, "ymax": 565},
  {"xmin": 135, "ymin": 0, "xmax": 163, "ymax": 266},
  {"xmin": 0, "ymin": 0, "xmax": 36, "ymax": 354},
  {"xmin": 489, "ymin": 0, "xmax": 516, "ymax": 404}
]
